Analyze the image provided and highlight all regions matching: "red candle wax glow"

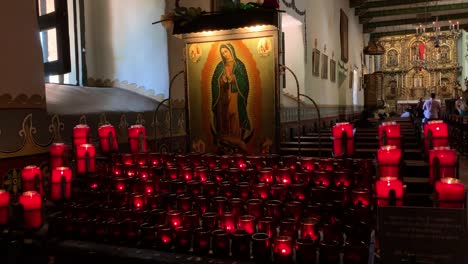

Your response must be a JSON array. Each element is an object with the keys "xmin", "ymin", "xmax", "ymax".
[
  {"xmin": 21, "ymin": 165, "xmax": 43, "ymax": 195},
  {"xmin": 429, "ymin": 147, "xmax": 456, "ymax": 184},
  {"xmin": 378, "ymin": 121, "xmax": 401, "ymax": 147},
  {"xmin": 98, "ymin": 124, "xmax": 118, "ymax": 153},
  {"xmin": 0, "ymin": 190, "xmax": 10, "ymax": 225},
  {"xmin": 375, "ymin": 177, "xmax": 404, "ymax": 206},
  {"xmin": 49, "ymin": 143, "xmax": 68, "ymax": 169},
  {"xmin": 377, "ymin": 145, "xmax": 401, "ymax": 178},
  {"xmin": 18, "ymin": 191, "xmax": 42, "ymax": 229},
  {"xmin": 75, "ymin": 144, "xmax": 96, "ymax": 174},
  {"xmin": 435, "ymin": 178, "xmax": 465, "ymax": 208},
  {"xmin": 128, "ymin": 125, "xmax": 147, "ymax": 153},
  {"xmin": 50, "ymin": 166, "xmax": 72, "ymax": 200},
  {"xmin": 73, "ymin": 124, "xmax": 90, "ymax": 148},
  {"xmin": 332, "ymin": 122, "xmax": 354, "ymax": 157}
]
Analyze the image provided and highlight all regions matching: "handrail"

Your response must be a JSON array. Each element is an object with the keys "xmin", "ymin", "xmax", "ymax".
[
  {"xmin": 299, "ymin": 93, "xmax": 322, "ymax": 157},
  {"xmin": 280, "ymin": 64, "xmax": 321, "ymax": 157},
  {"xmin": 152, "ymin": 70, "xmax": 185, "ymax": 152}
]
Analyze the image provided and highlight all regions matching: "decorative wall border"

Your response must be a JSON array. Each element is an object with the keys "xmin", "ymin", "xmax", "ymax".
[
  {"xmin": 87, "ymin": 77, "xmax": 166, "ymax": 102},
  {"xmin": 0, "ymin": 93, "xmax": 46, "ymax": 109}
]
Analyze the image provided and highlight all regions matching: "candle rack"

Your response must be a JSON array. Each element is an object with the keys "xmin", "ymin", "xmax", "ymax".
[{"xmin": 331, "ymin": 130, "xmax": 355, "ymax": 158}]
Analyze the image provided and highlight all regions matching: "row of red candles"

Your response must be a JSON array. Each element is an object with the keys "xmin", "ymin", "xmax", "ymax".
[{"xmin": 373, "ymin": 121, "xmax": 465, "ymax": 208}]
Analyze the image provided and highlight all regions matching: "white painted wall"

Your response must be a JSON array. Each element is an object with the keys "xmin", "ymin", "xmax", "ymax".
[
  {"xmin": 459, "ymin": 30, "xmax": 467, "ymax": 91},
  {"xmin": 282, "ymin": 14, "xmax": 305, "ymax": 97},
  {"xmin": 281, "ymin": 0, "xmax": 365, "ymax": 107},
  {"xmin": 84, "ymin": 0, "xmax": 169, "ymax": 98}
]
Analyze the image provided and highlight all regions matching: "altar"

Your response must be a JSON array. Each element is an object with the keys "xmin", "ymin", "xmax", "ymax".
[{"xmin": 396, "ymin": 99, "xmax": 441, "ymax": 113}]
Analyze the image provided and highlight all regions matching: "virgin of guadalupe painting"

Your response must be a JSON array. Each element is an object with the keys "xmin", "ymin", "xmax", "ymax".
[{"xmin": 186, "ymin": 36, "xmax": 277, "ymax": 154}]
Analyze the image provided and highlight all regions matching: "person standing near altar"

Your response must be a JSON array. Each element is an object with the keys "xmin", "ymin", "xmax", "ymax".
[{"xmin": 422, "ymin": 93, "xmax": 441, "ymax": 123}]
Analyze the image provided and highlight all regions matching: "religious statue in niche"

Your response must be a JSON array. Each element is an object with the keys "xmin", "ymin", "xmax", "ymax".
[
  {"xmin": 386, "ymin": 50, "xmax": 398, "ymax": 67},
  {"xmin": 413, "ymin": 74, "xmax": 423, "ymax": 87},
  {"xmin": 439, "ymin": 45, "xmax": 450, "ymax": 63},
  {"xmin": 440, "ymin": 78, "xmax": 449, "ymax": 93},
  {"xmin": 411, "ymin": 41, "xmax": 425, "ymax": 60},
  {"xmin": 389, "ymin": 80, "xmax": 397, "ymax": 95},
  {"xmin": 211, "ymin": 43, "xmax": 253, "ymax": 148}
]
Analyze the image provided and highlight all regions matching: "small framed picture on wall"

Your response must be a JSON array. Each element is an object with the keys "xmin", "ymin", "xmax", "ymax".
[
  {"xmin": 312, "ymin": 49, "xmax": 320, "ymax": 77},
  {"xmin": 330, "ymin": 59, "xmax": 336, "ymax": 82},
  {"xmin": 321, "ymin": 54, "xmax": 328, "ymax": 79}
]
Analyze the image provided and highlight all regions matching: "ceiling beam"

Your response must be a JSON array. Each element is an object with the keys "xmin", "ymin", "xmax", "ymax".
[
  {"xmin": 370, "ymin": 24, "xmax": 467, "ymax": 39},
  {"xmin": 359, "ymin": 3, "xmax": 468, "ymax": 23},
  {"xmin": 350, "ymin": 0, "xmax": 368, "ymax": 8},
  {"xmin": 363, "ymin": 12, "xmax": 468, "ymax": 33},
  {"xmin": 356, "ymin": 0, "xmax": 434, "ymax": 16}
]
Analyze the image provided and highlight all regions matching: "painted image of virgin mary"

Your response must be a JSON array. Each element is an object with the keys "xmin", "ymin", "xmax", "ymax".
[{"xmin": 211, "ymin": 43, "xmax": 253, "ymax": 149}]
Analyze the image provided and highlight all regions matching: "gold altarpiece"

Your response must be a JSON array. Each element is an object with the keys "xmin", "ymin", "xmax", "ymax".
[{"xmin": 378, "ymin": 32, "xmax": 461, "ymax": 112}]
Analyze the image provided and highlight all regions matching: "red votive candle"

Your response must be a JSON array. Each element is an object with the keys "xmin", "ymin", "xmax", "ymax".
[
  {"xmin": 270, "ymin": 184, "xmax": 288, "ymax": 201},
  {"xmin": 177, "ymin": 193, "xmax": 193, "ymax": 211},
  {"xmin": 73, "ymin": 124, "xmax": 90, "ymax": 148},
  {"xmin": 234, "ymin": 154, "xmax": 247, "ymax": 170},
  {"xmin": 98, "ymin": 124, "xmax": 118, "ymax": 153},
  {"xmin": 0, "ymin": 190, "xmax": 10, "ymax": 225},
  {"xmin": 332, "ymin": 122, "xmax": 354, "ymax": 157},
  {"xmin": 435, "ymin": 178, "xmax": 465, "ymax": 208},
  {"xmin": 231, "ymin": 229, "xmax": 251, "ymax": 260},
  {"xmin": 18, "ymin": 191, "xmax": 42, "ymax": 229},
  {"xmin": 424, "ymin": 121, "xmax": 449, "ymax": 152},
  {"xmin": 277, "ymin": 168, "xmax": 292, "ymax": 185},
  {"xmin": 313, "ymin": 170, "xmax": 332, "ymax": 187},
  {"xmin": 114, "ymin": 177, "xmax": 129, "ymax": 192},
  {"xmin": 351, "ymin": 188, "xmax": 370, "ymax": 206},
  {"xmin": 212, "ymin": 168, "xmax": 225, "ymax": 183},
  {"xmin": 285, "ymin": 201, "xmax": 303, "ymax": 221},
  {"xmin": 254, "ymin": 183, "xmax": 270, "ymax": 200},
  {"xmin": 238, "ymin": 215, "xmax": 256, "ymax": 234},
  {"xmin": 166, "ymin": 210, "xmax": 183, "ymax": 228},
  {"xmin": 75, "ymin": 144, "xmax": 96, "ymax": 174},
  {"xmin": 283, "ymin": 155, "xmax": 298, "ymax": 171},
  {"xmin": 289, "ymin": 183, "xmax": 306, "ymax": 201},
  {"xmin": 247, "ymin": 155, "xmax": 263, "ymax": 170},
  {"xmin": 258, "ymin": 217, "xmax": 275, "ymax": 238},
  {"xmin": 279, "ymin": 218, "xmax": 297, "ymax": 238},
  {"xmin": 122, "ymin": 153, "xmax": 134, "ymax": 165},
  {"xmin": 181, "ymin": 166, "xmax": 193, "ymax": 181},
  {"xmin": 201, "ymin": 153, "xmax": 217, "ymax": 169},
  {"xmin": 375, "ymin": 177, "xmax": 404, "ymax": 206},
  {"xmin": 112, "ymin": 163, "xmax": 124, "ymax": 177},
  {"xmin": 49, "ymin": 143, "xmax": 68, "ymax": 169},
  {"xmin": 333, "ymin": 170, "xmax": 352, "ymax": 187},
  {"xmin": 252, "ymin": 233, "xmax": 271, "ymax": 263},
  {"xmin": 218, "ymin": 155, "xmax": 231, "ymax": 169},
  {"xmin": 125, "ymin": 164, "xmax": 137, "ymax": 178},
  {"xmin": 237, "ymin": 182, "xmax": 250, "ymax": 200},
  {"xmin": 148, "ymin": 152, "xmax": 161, "ymax": 166},
  {"xmin": 273, "ymin": 236, "xmax": 293, "ymax": 262},
  {"xmin": 50, "ymin": 166, "xmax": 72, "ymax": 201},
  {"xmin": 157, "ymin": 225, "xmax": 173, "ymax": 249},
  {"xmin": 227, "ymin": 167, "xmax": 241, "ymax": 184},
  {"xmin": 377, "ymin": 145, "xmax": 401, "ymax": 178},
  {"xmin": 137, "ymin": 166, "xmax": 150, "ymax": 180},
  {"xmin": 134, "ymin": 153, "xmax": 148, "ymax": 166},
  {"xmin": 212, "ymin": 229, "xmax": 229, "ymax": 256},
  {"xmin": 167, "ymin": 166, "xmax": 179, "ymax": 180},
  {"xmin": 128, "ymin": 125, "xmax": 147, "ymax": 153},
  {"xmin": 259, "ymin": 168, "xmax": 274, "ymax": 184},
  {"xmin": 142, "ymin": 180, "xmax": 154, "ymax": 194},
  {"xmin": 265, "ymin": 199, "xmax": 283, "ymax": 220},
  {"xmin": 131, "ymin": 193, "xmax": 145, "ymax": 210},
  {"xmin": 299, "ymin": 156, "xmax": 315, "ymax": 171},
  {"xmin": 175, "ymin": 226, "xmax": 192, "ymax": 251},
  {"xmin": 300, "ymin": 217, "xmax": 319, "ymax": 240},
  {"xmin": 379, "ymin": 121, "xmax": 401, "ymax": 147},
  {"xmin": 429, "ymin": 147, "xmax": 457, "ymax": 184},
  {"xmin": 194, "ymin": 167, "xmax": 209, "ymax": 182},
  {"xmin": 193, "ymin": 228, "xmax": 211, "ymax": 254},
  {"xmin": 219, "ymin": 212, "xmax": 236, "ymax": 232},
  {"xmin": 246, "ymin": 199, "xmax": 263, "ymax": 219},
  {"xmin": 21, "ymin": 165, "xmax": 43, "ymax": 195}
]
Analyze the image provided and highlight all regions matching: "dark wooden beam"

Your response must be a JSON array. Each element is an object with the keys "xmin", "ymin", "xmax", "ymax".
[
  {"xmin": 356, "ymin": 0, "xmax": 435, "ymax": 15},
  {"xmin": 350, "ymin": 0, "xmax": 368, "ymax": 8},
  {"xmin": 370, "ymin": 23, "xmax": 466, "ymax": 38},
  {"xmin": 363, "ymin": 12, "xmax": 468, "ymax": 33},
  {"xmin": 360, "ymin": 3, "xmax": 468, "ymax": 23}
]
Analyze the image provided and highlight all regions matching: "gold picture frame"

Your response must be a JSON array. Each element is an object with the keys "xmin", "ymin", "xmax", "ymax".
[
  {"xmin": 330, "ymin": 59, "xmax": 336, "ymax": 82},
  {"xmin": 321, "ymin": 54, "xmax": 328, "ymax": 79},
  {"xmin": 312, "ymin": 49, "xmax": 320, "ymax": 77}
]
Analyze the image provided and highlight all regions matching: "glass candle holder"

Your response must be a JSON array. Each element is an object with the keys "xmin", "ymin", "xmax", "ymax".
[
  {"xmin": 170, "ymin": 179, "xmax": 185, "ymax": 194},
  {"xmin": 435, "ymin": 177, "xmax": 465, "ymax": 208},
  {"xmin": 114, "ymin": 177, "xmax": 129, "ymax": 192},
  {"xmin": 313, "ymin": 170, "xmax": 331, "ymax": 187},
  {"xmin": 201, "ymin": 153, "xmax": 217, "ymax": 170},
  {"xmin": 141, "ymin": 179, "xmax": 155, "ymax": 195},
  {"xmin": 181, "ymin": 166, "xmax": 193, "ymax": 181},
  {"xmin": 294, "ymin": 171, "xmax": 311, "ymax": 186},
  {"xmin": 212, "ymin": 229, "xmax": 229, "ymax": 257},
  {"xmin": 296, "ymin": 238, "xmax": 317, "ymax": 264},
  {"xmin": 202, "ymin": 180, "xmax": 217, "ymax": 197},
  {"xmin": 156, "ymin": 179, "xmax": 171, "ymax": 193},
  {"xmin": 429, "ymin": 147, "xmax": 457, "ymax": 183},
  {"xmin": 377, "ymin": 145, "xmax": 401, "ymax": 178},
  {"xmin": 212, "ymin": 168, "xmax": 225, "ymax": 183},
  {"xmin": 175, "ymin": 154, "xmax": 188, "ymax": 167},
  {"xmin": 50, "ymin": 142, "xmax": 69, "ymax": 170},
  {"xmin": 122, "ymin": 153, "xmax": 134, "ymax": 165},
  {"xmin": 109, "ymin": 190, "xmax": 128, "ymax": 208},
  {"xmin": 0, "ymin": 190, "xmax": 10, "ymax": 225},
  {"xmin": 299, "ymin": 156, "xmax": 315, "ymax": 171},
  {"xmin": 188, "ymin": 152, "xmax": 202, "ymax": 167},
  {"xmin": 344, "ymin": 240, "xmax": 368, "ymax": 264},
  {"xmin": 193, "ymin": 228, "xmax": 211, "ymax": 255},
  {"xmin": 124, "ymin": 220, "xmax": 139, "ymax": 244},
  {"xmin": 167, "ymin": 166, "xmax": 179, "ymax": 180},
  {"xmin": 128, "ymin": 125, "xmax": 147, "ymax": 153},
  {"xmin": 276, "ymin": 168, "xmax": 292, "ymax": 185},
  {"xmin": 246, "ymin": 155, "xmax": 263, "ymax": 171},
  {"xmin": 300, "ymin": 217, "xmax": 319, "ymax": 240},
  {"xmin": 219, "ymin": 181, "xmax": 233, "ymax": 198},
  {"xmin": 227, "ymin": 167, "xmax": 242, "ymax": 183},
  {"xmin": 140, "ymin": 223, "xmax": 156, "ymax": 247},
  {"xmin": 310, "ymin": 185, "xmax": 328, "ymax": 203},
  {"xmin": 375, "ymin": 177, "xmax": 404, "ymax": 206},
  {"xmin": 236, "ymin": 182, "xmax": 251, "ymax": 200},
  {"xmin": 246, "ymin": 198, "xmax": 263, "ymax": 219},
  {"xmin": 146, "ymin": 193, "xmax": 159, "ymax": 210},
  {"xmin": 212, "ymin": 196, "xmax": 228, "ymax": 216},
  {"xmin": 279, "ymin": 218, "xmax": 297, "ymax": 238},
  {"xmin": 50, "ymin": 166, "xmax": 72, "ymax": 201},
  {"xmin": 259, "ymin": 168, "xmax": 274, "ymax": 184},
  {"xmin": 166, "ymin": 210, "xmax": 183, "ymax": 229},
  {"xmin": 218, "ymin": 155, "xmax": 232, "ymax": 169},
  {"xmin": 333, "ymin": 170, "xmax": 352, "ymax": 188},
  {"xmin": 238, "ymin": 215, "xmax": 256, "ymax": 234},
  {"xmin": 19, "ymin": 191, "xmax": 43, "ymax": 230},
  {"xmin": 270, "ymin": 184, "xmax": 288, "ymax": 201},
  {"xmin": 125, "ymin": 164, "xmax": 137, "ymax": 178},
  {"xmin": 231, "ymin": 229, "xmax": 251, "ymax": 260},
  {"xmin": 258, "ymin": 217, "xmax": 275, "ymax": 238},
  {"xmin": 148, "ymin": 152, "xmax": 161, "ymax": 166},
  {"xmin": 73, "ymin": 124, "xmax": 90, "ymax": 148},
  {"xmin": 195, "ymin": 196, "xmax": 209, "ymax": 214},
  {"xmin": 194, "ymin": 166, "xmax": 209, "ymax": 182},
  {"xmin": 320, "ymin": 158, "xmax": 335, "ymax": 172},
  {"xmin": 228, "ymin": 198, "xmax": 244, "ymax": 217},
  {"xmin": 162, "ymin": 193, "xmax": 178, "ymax": 211},
  {"xmin": 21, "ymin": 165, "xmax": 43, "ymax": 194},
  {"xmin": 219, "ymin": 212, "xmax": 236, "ymax": 233},
  {"xmin": 131, "ymin": 193, "xmax": 145, "ymax": 210},
  {"xmin": 187, "ymin": 180, "xmax": 202, "ymax": 197},
  {"xmin": 285, "ymin": 201, "xmax": 303, "ymax": 221},
  {"xmin": 182, "ymin": 211, "xmax": 199, "ymax": 229},
  {"xmin": 177, "ymin": 193, "xmax": 193, "ymax": 211},
  {"xmin": 137, "ymin": 166, "xmax": 150, "ymax": 180},
  {"xmin": 351, "ymin": 188, "xmax": 370, "ymax": 206},
  {"xmin": 282, "ymin": 155, "xmax": 298, "ymax": 171},
  {"xmin": 320, "ymin": 240, "xmax": 341, "ymax": 264},
  {"xmin": 289, "ymin": 182, "xmax": 306, "ymax": 201},
  {"xmin": 201, "ymin": 212, "xmax": 218, "ymax": 231},
  {"xmin": 252, "ymin": 233, "xmax": 271, "ymax": 263},
  {"xmin": 134, "ymin": 152, "xmax": 148, "ymax": 166},
  {"xmin": 174, "ymin": 226, "xmax": 192, "ymax": 252},
  {"xmin": 148, "ymin": 209, "xmax": 167, "ymax": 226},
  {"xmin": 273, "ymin": 236, "xmax": 293, "ymax": 263},
  {"xmin": 157, "ymin": 225, "xmax": 173, "ymax": 250},
  {"xmin": 265, "ymin": 200, "xmax": 283, "ymax": 220},
  {"xmin": 112, "ymin": 163, "xmax": 124, "ymax": 177},
  {"xmin": 253, "ymin": 183, "xmax": 270, "ymax": 200}
]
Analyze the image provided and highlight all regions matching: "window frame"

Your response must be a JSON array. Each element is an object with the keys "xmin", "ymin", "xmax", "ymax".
[{"xmin": 37, "ymin": 0, "xmax": 71, "ymax": 76}]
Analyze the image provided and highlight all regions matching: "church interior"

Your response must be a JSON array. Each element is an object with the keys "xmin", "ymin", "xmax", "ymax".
[{"xmin": 1, "ymin": 0, "xmax": 468, "ymax": 263}]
